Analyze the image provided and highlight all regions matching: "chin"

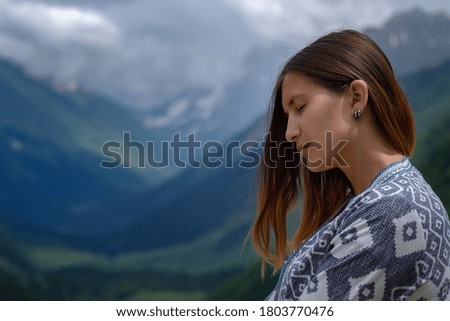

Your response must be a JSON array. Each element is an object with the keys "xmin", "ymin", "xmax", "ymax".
[
  {"xmin": 305, "ymin": 164, "xmax": 327, "ymax": 173},
  {"xmin": 302, "ymin": 157, "xmax": 324, "ymax": 172},
  {"xmin": 303, "ymin": 159, "xmax": 336, "ymax": 173}
]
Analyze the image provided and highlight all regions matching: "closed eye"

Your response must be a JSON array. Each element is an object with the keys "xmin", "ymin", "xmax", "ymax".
[{"xmin": 297, "ymin": 104, "xmax": 306, "ymax": 113}]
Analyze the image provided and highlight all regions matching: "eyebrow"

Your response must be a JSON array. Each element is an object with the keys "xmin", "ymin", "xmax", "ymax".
[{"xmin": 285, "ymin": 94, "xmax": 307, "ymax": 109}]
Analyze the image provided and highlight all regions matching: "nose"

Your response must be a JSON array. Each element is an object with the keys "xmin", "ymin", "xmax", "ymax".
[{"xmin": 285, "ymin": 117, "xmax": 300, "ymax": 142}]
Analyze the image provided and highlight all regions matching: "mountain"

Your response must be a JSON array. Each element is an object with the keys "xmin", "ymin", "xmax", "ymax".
[
  {"xmin": 84, "ymin": 116, "xmax": 266, "ymax": 250},
  {"xmin": 0, "ymin": 58, "xmax": 173, "ymax": 232},
  {"xmin": 366, "ymin": 9, "xmax": 450, "ymax": 77},
  {"xmin": 402, "ymin": 60, "xmax": 450, "ymax": 208},
  {"xmin": 100, "ymin": 166, "xmax": 258, "ymax": 252},
  {"xmin": 401, "ymin": 58, "xmax": 450, "ymax": 137},
  {"xmin": 416, "ymin": 111, "xmax": 450, "ymax": 211},
  {"xmin": 139, "ymin": 44, "xmax": 285, "ymax": 143}
]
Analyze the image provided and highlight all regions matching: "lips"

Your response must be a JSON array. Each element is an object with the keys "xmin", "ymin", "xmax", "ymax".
[{"xmin": 298, "ymin": 142, "xmax": 310, "ymax": 153}]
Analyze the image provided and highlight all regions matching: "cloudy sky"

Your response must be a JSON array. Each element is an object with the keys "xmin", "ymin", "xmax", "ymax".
[{"xmin": 1, "ymin": 0, "xmax": 449, "ymax": 110}]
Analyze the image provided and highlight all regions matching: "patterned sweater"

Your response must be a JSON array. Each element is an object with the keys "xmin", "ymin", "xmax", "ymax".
[{"xmin": 267, "ymin": 157, "xmax": 450, "ymax": 300}]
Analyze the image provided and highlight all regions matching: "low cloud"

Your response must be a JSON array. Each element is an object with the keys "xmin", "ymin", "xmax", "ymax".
[
  {"xmin": 0, "ymin": 0, "xmax": 260, "ymax": 109},
  {"xmin": 0, "ymin": 0, "xmax": 449, "ymax": 111}
]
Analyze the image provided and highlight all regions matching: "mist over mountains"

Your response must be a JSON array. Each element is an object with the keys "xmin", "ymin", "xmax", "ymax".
[
  {"xmin": 135, "ymin": 9, "xmax": 450, "ymax": 143},
  {"xmin": 366, "ymin": 9, "xmax": 450, "ymax": 76},
  {"xmin": 1, "ymin": 0, "xmax": 449, "ymax": 142}
]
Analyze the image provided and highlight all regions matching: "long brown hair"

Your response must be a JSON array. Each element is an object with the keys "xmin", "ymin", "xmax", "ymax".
[{"xmin": 252, "ymin": 29, "xmax": 416, "ymax": 273}]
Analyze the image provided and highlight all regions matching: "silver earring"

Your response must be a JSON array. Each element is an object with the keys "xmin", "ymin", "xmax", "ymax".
[{"xmin": 353, "ymin": 109, "xmax": 362, "ymax": 119}]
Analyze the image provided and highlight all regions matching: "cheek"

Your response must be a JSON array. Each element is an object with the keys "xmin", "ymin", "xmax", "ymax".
[
  {"xmin": 303, "ymin": 97, "xmax": 349, "ymax": 141},
  {"xmin": 323, "ymin": 106, "xmax": 351, "ymax": 140},
  {"xmin": 326, "ymin": 122, "xmax": 350, "ymax": 142}
]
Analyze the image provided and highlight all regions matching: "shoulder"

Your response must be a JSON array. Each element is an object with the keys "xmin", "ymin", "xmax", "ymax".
[
  {"xmin": 331, "ymin": 162, "xmax": 450, "ymax": 262},
  {"xmin": 333, "ymin": 163, "xmax": 450, "ymax": 280},
  {"xmin": 340, "ymin": 162, "xmax": 447, "ymax": 229}
]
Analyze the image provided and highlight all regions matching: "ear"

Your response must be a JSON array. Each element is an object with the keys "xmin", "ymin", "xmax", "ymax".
[{"xmin": 348, "ymin": 79, "xmax": 368, "ymax": 112}]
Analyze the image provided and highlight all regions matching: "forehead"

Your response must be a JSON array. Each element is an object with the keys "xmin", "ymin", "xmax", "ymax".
[{"xmin": 281, "ymin": 73, "xmax": 314, "ymax": 106}]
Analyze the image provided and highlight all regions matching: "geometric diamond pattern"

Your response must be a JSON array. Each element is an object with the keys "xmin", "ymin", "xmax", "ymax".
[
  {"xmin": 402, "ymin": 221, "xmax": 417, "ymax": 242},
  {"xmin": 267, "ymin": 158, "xmax": 450, "ymax": 301},
  {"xmin": 357, "ymin": 282, "xmax": 376, "ymax": 300},
  {"xmin": 348, "ymin": 268, "xmax": 386, "ymax": 301},
  {"xmin": 393, "ymin": 209, "xmax": 426, "ymax": 257}
]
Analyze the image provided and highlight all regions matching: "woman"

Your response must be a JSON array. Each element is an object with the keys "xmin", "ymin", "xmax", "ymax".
[{"xmin": 252, "ymin": 29, "xmax": 450, "ymax": 300}]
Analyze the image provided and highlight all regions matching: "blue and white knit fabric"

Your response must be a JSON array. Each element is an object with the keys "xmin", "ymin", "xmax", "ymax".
[{"xmin": 267, "ymin": 157, "xmax": 450, "ymax": 300}]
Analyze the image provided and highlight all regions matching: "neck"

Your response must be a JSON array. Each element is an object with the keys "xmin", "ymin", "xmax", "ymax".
[
  {"xmin": 340, "ymin": 150, "xmax": 403, "ymax": 195},
  {"xmin": 339, "ymin": 119, "xmax": 403, "ymax": 194}
]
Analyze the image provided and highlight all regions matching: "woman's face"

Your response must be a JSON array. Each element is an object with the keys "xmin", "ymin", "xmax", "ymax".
[{"xmin": 281, "ymin": 72, "xmax": 353, "ymax": 172}]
